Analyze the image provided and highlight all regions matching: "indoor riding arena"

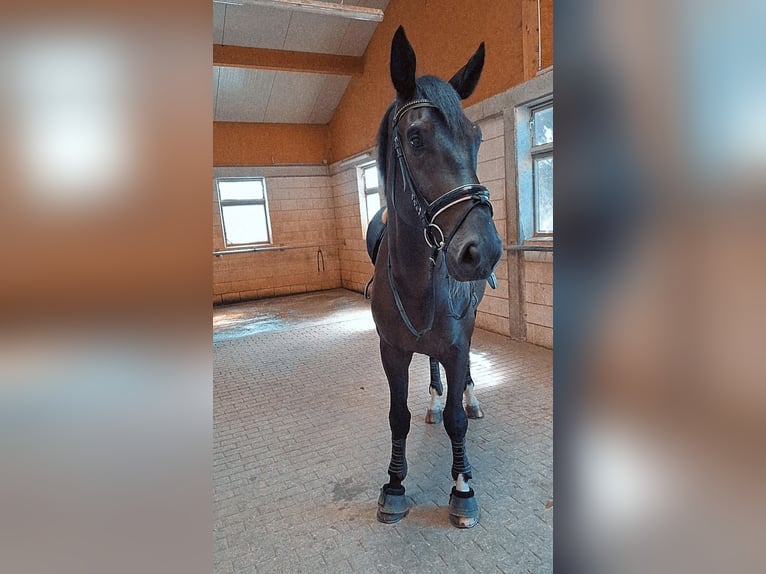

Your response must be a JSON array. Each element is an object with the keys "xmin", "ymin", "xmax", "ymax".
[{"xmin": 213, "ymin": 1, "xmax": 553, "ymax": 572}]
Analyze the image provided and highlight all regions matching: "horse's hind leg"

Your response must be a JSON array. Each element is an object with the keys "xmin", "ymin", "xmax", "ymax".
[
  {"xmin": 426, "ymin": 357, "xmax": 444, "ymax": 424},
  {"xmin": 463, "ymin": 356, "xmax": 484, "ymax": 419},
  {"xmin": 376, "ymin": 339, "xmax": 413, "ymax": 524},
  {"xmin": 443, "ymin": 350, "xmax": 480, "ymax": 528}
]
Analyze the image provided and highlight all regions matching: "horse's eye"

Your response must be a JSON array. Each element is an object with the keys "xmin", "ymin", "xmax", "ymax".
[{"xmin": 409, "ymin": 134, "xmax": 423, "ymax": 149}]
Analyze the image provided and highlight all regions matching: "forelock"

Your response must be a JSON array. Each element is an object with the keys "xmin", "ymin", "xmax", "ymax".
[{"xmin": 415, "ymin": 75, "xmax": 468, "ymax": 132}]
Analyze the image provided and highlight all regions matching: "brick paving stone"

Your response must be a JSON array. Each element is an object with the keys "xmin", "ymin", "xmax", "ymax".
[{"xmin": 214, "ymin": 289, "xmax": 552, "ymax": 573}]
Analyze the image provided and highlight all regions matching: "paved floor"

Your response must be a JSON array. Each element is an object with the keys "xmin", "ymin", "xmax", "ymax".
[{"xmin": 214, "ymin": 289, "xmax": 553, "ymax": 573}]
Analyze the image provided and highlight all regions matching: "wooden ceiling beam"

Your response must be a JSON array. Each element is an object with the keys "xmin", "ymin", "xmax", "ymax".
[{"xmin": 213, "ymin": 44, "xmax": 363, "ymax": 76}]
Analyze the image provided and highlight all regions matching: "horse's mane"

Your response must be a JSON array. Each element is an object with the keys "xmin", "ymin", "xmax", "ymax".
[
  {"xmin": 376, "ymin": 103, "xmax": 395, "ymax": 187},
  {"xmin": 376, "ymin": 75, "xmax": 467, "ymax": 188}
]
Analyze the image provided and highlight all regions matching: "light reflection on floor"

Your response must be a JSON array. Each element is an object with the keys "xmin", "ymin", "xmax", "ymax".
[
  {"xmin": 213, "ymin": 288, "xmax": 535, "ymax": 392},
  {"xmin": 212, "ymin": 289, "xmax": 536, "ymax": 389},
  {"xmin": 213, "ymin": 289, "xmax": 375, "ymax": 342},
  {"xmin": 469, "ymin": 349, "xmax": 505, "ymax": 388}
]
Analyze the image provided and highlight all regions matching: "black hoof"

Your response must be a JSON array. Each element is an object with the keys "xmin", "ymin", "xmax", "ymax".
[
  {"xmin": 425, "ymin": 409, "xmax": 443, "ymax": 424},
  {"xmin": 376, "ymin": 485, "xmax": 410, "ymax": 524},
  {"xmin": 465, "ymin": 404, "xmax": 484, "ymax": 419},
  {"xmin": 448, "ymin": 487, "xmax": 479, "ymax": 528}
]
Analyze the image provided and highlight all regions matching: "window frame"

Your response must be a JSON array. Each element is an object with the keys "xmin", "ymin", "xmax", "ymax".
[
  {"xmin": 529, "ymin": 102, "xmax": 553, "ymax": 236},
  {"xmin": 514, "ymin": 95, "xmax": 554, "ymax": 242},
  {"xmin": 357, "ymin": 161, "xmax": 382, "ymax": 232},
  {"xmin": 215, "ymin": 176, "xmax": 273, "ymax": 247}
]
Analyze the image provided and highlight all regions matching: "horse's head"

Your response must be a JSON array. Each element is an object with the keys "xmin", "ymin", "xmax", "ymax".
[{"xmin": 379, "ymin": 26, "xmax": 503, "ymax": 282}]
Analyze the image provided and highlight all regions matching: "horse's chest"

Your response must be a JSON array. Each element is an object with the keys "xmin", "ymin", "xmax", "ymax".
[{"xmin": 372, "ymin": 275, "xmax": 478, "ymax": 357}]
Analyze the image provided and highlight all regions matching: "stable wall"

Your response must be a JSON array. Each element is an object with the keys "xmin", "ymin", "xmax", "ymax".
[
  {"xmin": 213, "ymin": 123, "xmax": 330, "ymax": 166},
  {"xmin": 473, "ymin": 71, "xmax": 553, "ymax": 348},
  {"xmin": 330, "ymin": 163, "xmax": 373, "ymax": 294},
  {"xmin": 212, "ymin": 167, "xmax": 340, "ymax": 304},
  {"xmin": 473, "ymin": 114, "xmax": 511, "ymax": 336},
  {"xmin": 466, "ymin": 79, "xmax": 554, "ymax": 347},
  {"xmin": 523, "ymin": 250, "xmax": 553, "ymax": 348},
  {"xmin": 328, "ymin": 0, "xmax": 552, "ymax": 162}
]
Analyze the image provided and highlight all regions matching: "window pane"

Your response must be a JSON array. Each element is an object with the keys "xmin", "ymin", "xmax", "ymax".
[
  {"xmin": 534, "ymin": 155, "xmax": 553, "ymax": 233},
  {"xmin": 363, "ymin": 166, "xmax": 379, "ymax": 191},
  {"xmin": 218, "ymin": 179, "xmax": 264, "ymax": 201},
  {"xmin": 366, "ymin": 192, "xmax": 381, "ymax": 223},
  {"xmin": 533, "ymin": 105, "xmax": 553, "ymax": 146},
  {"xmin": 221, "ymin": 204, "xmax": 269, "ymax": 244}
]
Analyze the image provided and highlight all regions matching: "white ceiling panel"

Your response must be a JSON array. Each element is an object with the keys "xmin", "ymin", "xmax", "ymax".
[
  {"xmin": 213, "ymin": 3, "xmax": 225, "ymax": 44},
  {"xmin": 213, "ymin": 0, "xmax": 388, "ymax": 126},
  {"xmin": 264, "ymin": 71, "xmax": 329, "ymax": 124},
  {"xmin": 309, "ymin": 75, "xmax": 351, "ymax": 124},
  {"xmin": 222, "ymin": 5, "xmax": 291, "ymax": 49},
  {"xmin": 215, "ymin": 66, "xmax": 277, "ymax": 122},
  {"xmin": 338, "ymin": 19, "xmax": 378, "ymax": 56},
  {"xmin": 282, "ymin": 12, "xmax": 349, "ymax": 55},
  {"xmin": 354, "ymin": 0, "xmax": 390, "ymax": 10},
  {"xmin": 213, "ymin": 66, "xmax": 220, "ymax": 113}
]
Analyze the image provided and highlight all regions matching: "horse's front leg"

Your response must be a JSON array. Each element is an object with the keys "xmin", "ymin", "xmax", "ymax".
[
  {"xmin": 376, "ymin": 339, "xmax": 413, "ymax": 524},
  {"xmin": 425, "ymin": 356, "xmax": 444, "ymax": 424},
  {"xmin": 443, "ymin": 348, "xmax": 480, "ymax": 528}
]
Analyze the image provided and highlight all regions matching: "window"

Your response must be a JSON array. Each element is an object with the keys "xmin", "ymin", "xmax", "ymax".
[
  {"xmin": 216, "ymin": 177, "xmax": 272, "ymax": 246},
  {"xmin": 359, "ymin": 163, "xmax": 381, "ymax": 226},
  {"xmin": 530, "ymin": 103, "xmax": 553, "ymax": 234},
  {"xmin": 515, "ymin": 97, "xmax": 553, "ymax": 241}
]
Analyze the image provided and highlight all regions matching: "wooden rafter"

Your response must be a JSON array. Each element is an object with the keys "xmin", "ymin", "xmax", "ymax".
[{"xmin": 213, "ymin": 44, "xmax": 363, "ymax": 76}]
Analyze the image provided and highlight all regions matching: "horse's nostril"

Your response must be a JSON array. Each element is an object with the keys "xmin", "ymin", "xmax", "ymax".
[{"xmin": 461, "ymin": 243, "xmax": 480, "ymax": 267}]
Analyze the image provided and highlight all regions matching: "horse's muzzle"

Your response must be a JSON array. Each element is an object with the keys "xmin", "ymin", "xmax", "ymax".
[{"xmin": 446, "ymin": 212, "xmax": 503, "ymax": 282}]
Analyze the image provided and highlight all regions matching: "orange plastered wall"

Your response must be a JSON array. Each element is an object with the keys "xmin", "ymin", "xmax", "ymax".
[
  {"xmin": 213, "ymin": 122, "xmax": 330, "ymax": 166},
  {"xmin": 328, "ymin": 0, "xmax": 549, "ymax": 163}
]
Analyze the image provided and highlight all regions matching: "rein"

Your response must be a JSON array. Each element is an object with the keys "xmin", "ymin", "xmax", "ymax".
[{"xmin": 386, "ymin": 98, "xmax": 490, "ymax": 338}]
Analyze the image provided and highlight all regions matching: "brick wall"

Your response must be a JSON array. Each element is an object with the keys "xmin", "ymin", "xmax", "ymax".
[
  {"xmin": 212, "ymin": 167, "xmax": 341, "ymax": 305},
  {"xmin": 330, "ymin": 161, "xmax": 375, "ymax": 294},
  {"xmin": 473, "ymin": 115, "xmax": 511, "ymax": 337},
  {"xmin": 471, "ymin": 112, "xmax": 554, "ymax": 350},
  {"xmin": 466, "ymin": 71, "xmax": 554, "ymax": 349},
  {"xmin": 523, "ymin": 250, "xmax": 553, "ymax": 348}
]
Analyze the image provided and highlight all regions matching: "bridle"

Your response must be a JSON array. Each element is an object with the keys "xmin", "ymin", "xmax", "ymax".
[
  {"xmin": 389, "ymin": 99, "xmax": 493, "ymax": 256},
  {"xmin": 385, "ymin": 98, "xmax": 492, "ymax": 338}
]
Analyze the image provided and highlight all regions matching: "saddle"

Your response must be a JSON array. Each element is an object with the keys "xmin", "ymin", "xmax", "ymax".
[{"xmin": 366, "ymin": 206, "xmax": 388, "ymax": 265}]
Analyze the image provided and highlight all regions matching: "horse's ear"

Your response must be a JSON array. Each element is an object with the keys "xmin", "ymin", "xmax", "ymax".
[
  {"xmin": 390, "ymin": 25, "xmax": 416, "ymax": 100},
  {"xmin": 449, "ymin": 42, "xmax": 485, "ymax": 100}
]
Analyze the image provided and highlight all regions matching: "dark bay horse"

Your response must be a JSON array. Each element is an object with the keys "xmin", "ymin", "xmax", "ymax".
[
  {"xmin": 367, "ymin": 212, "xmax": 487, "ymax": 425},
  {"xmin": 370, "ymin": 26, "xmax": 502, "ymax": 528}
]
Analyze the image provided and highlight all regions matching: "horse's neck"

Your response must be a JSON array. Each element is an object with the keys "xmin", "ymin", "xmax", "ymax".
[{"xmin": 386, "ymin": 216, "xmax": 435, "ymax": 296}]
